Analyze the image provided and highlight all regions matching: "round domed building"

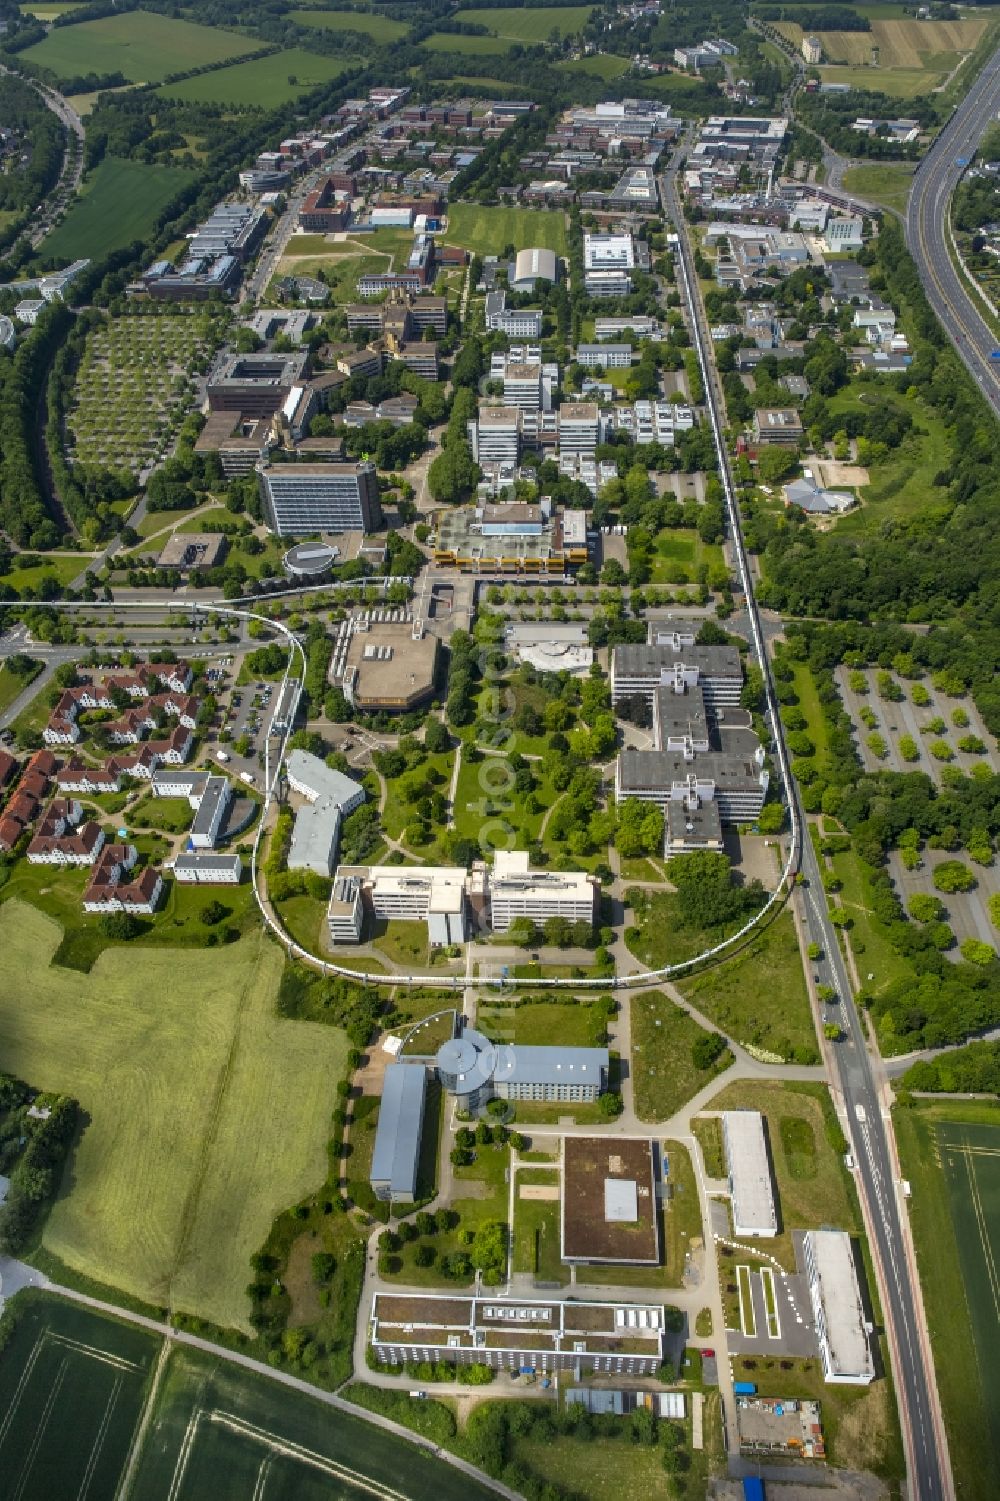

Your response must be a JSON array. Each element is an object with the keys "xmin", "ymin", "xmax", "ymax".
[{"xmin": 435, "ymin": 1025, "xmax": 608, "ymax": 1113}]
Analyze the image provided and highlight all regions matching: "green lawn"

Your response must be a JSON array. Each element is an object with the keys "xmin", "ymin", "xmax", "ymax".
[
  {"xmin": 822, "ymin": 66, "xmax": 947, "ymax": 98},
  {"xmin": 829, "ymin": 845, "xmax": 916, "ymax": 1003},
  {"xmin": 512, "ymin": 1193, "xmax": 568, "ymax": 1283},
  {"xmin": 556, "ymin": 53, "xmax": 629, "ymax": 79},
  {"xmin": 828, "ymin": 387, "xmax": 952, "ymax": 530},
  {"xmin": 626, "ymin": 887, "xmax": 746, "ymax": 969},
  {"xmin": 0, "ymin": 660, "xmax": 42, "ymax": 713},
  {"xmin": 706, "ymin": 1080, "xmax": 857, "ymax": 1270},
  {"xmin": 678, "ymin": 912, "xmax": 818, "ymax": 1064},
  {"xmin": 453, "ymin": 6, "xmax": 594, "ymax": 40},
  {"xmin": 158, "ymin": 49, "xmax": 353, "ymax": 107},
  {"xmin": 477, "ymin": 998, "xmax": 608, "ymax": 1048},
  {"xmin": 0, "ymin": 902, "xmax": 346, "ymax": 1331},
  {"xmin": 841, "ymin": 161, "xmax": 916, "ymax": 213},
  {"xmin": 37, "ymin": 157, "xmax": 195, "ymax": 263},
  {"xmin": 631, "ymin": 989, "xmax": 733, "ymax": 1123},
  {"xmin": 287, "ymin": 8, "xmax": 408, "ymax": 41},
  {"xmin": 422, "ymin": 32, "xmax": 508, "ymax": 55},
  {"xmin": 649, "ymin": 527, "xmax": 725, "ymax": 584},
  {"xmin": 894, "ymin": 1100, "xmax": 1000, "ymax": 1501},
  {"xmin": 0, "ymin": 553, "xmax": 90, "ymax": 592},
  {"xmin": 445, "ymin": 202, "xmax": 568, "ymax": 258},
  {"xmin": 21, "ymin": 10, "xmax": 260, "ymax": 81},
  {"xmin": 387, "ymin": 1144, "xmax": 510, "ymax": 1287}
]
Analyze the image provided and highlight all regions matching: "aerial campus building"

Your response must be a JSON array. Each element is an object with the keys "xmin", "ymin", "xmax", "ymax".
[
  {"xmin": 327, "ymin": 854, "xmax": 598, "ymax": 945},
  {"xmin": 613, "ymin": 632, "xmax": 768, "ymax": 843},
  {"xmin": 370, "ymin": 1063, "xmax": 427, "ymax": 1204},
  {"xmin": 436, "ymin": 1026, "xmax": 609, "ymax": 1111},
  {"xmin": 258, "ymin": 461, "xmax": 384, "ymax": 536},
  {"xmin": 284, "ymin": 750, "xmax": 366, "ymax": 877},
  {"xmin": 803, "ymin": 1230, "xmax": 875, "ymax": 1385},
  {"xmin": 723, "ymin": 1110, "xmax": 778, "ymax": 1238},
  {"xmin": 369, "ymin": 1293, "xmax": 665, "ymax": 1376}
]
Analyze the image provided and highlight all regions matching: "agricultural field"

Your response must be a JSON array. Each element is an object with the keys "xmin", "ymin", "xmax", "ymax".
[
  {"xmin": 129, "ymin": 1345, "xmax": 498, "ymax": 1501},
  {"xmin": 36, "ymin": 156, "xmax": 195, "ymax": 264},
  {"xmin": 67, "ymin": 308, "xmax": 224, "ymax": 480},
  {"xmin": 21, "ymin": 11, "xmax": 261, "ymax": 82},
  {"xmin": 895, "ymin": 1101, "xmax": 1000, "ymax": 1501},
  {"xmin": 446, "ymin": 201, "xmax": 569, "ymax": 257},
  {"xmin": 452, "ymin": 6, "xmax": 595, "ymax": 42},
  {"xmin": 287, "ymin": 7, "xmax": 409, "ymax": 42},
  {"xmin": 158, "ymin": 49, "xmax": 353, "ymax": 108},
  {"xmin": 0, "ymin": 1295, "xmax": 161, "ymax": 1501},
  {"xmin": 0, "ymin": 902, "xmax": 347, "ymax": 1331},
  {"xmin": 778, "ymin": 16, "xmax": 993, "ymax": 95}
]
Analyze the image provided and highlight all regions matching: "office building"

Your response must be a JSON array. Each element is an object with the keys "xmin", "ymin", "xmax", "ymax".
[
  {"xmin": 611, "ymin": 633, "xmax": 743, "ymax": 708},
  {"xmin": 436, "ymin": 1024, "xmax": 608, "ymax": 1110},
  {"xmin": 556, "ymin": 402, "xmax": 601, "ymax": 454},
  {"xmin": 469, "ymin": 406, "xmax": 521, "ymax": 466},
  {"xmin": 208, "ymin": 352, "xmax": 310, "ymax": 417},
  {"xmin": 823, "ymin": 216, "xmax": 864, "ymax": 253},
  {"xmin": 328, "ymin": 870, "xmax": 364, "ymax": 942},
  {"xmin": 503, "ymin": 359, "xmax": 544, "ymax": 411},
  {"xmin": 562, "ymin": 1137, "xmax": 660, "ymax": 1265},
  {"xmin": 753, "ymin": 409, "xmax": 804, "ymax": 448},
  {"xmin": 723, "ymin": 1111, "xmax": 778, "ymax": 1237},
  {"xmin": 484, "ymin": 291, "xmax": 542, "ymax": 338},
  {"xmin": 370, "ymin": 1063, "xmax": 427, "ymax": 1203},
  {"xmin": 259, "ymin": 461, "xmax": 383, "ymax": 536},
  {"xmin": 338, "ymin": 620, "xmax": 439, "ymax": 713},
  {"xmin": 576, "ymin": 343, "xmax": 632, "ymax": 368},
  {"xmin": 286, "ymin": 750, "xmax": 365, "ymax": 877},
  {"xmin": 432, "ymin": 500, "xmax": 589, "ymax": 574},
  {"xmin": 803, "ymin": 1231, "xmax": 875, "ymax": 1385},
  {"xmin": 173, "ymin": 852, "xmax": 243, "ymax": 884},
  {"xmin": 489, "ymin": 850, "xmax": 597, "ymax": 932},
  {"xmin": 584, "ymin": 233, "xmax": 635, "ymax": 273}
]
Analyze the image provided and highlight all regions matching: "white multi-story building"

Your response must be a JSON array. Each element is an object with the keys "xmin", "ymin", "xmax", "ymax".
[
  {"xmin": 173, "ymin": 852, "xmax": 242, "ymax": 884},
  {"xmin": 484, "ymin": 291, "xmax": 543, "ymax": 339},
  {"xmin": 503, "ymin": 360, "xmax": 544, "ymax": 411},
  {"xmin": 469, "ymin": 406, "xmax": 521, "ymax": 466},
  {"xmin": 803, "ymin": 1230, "xmax": 875, "ymax": 1385},
  {"xmin": 489, "ymin": 850, "xmax": 597, "ymax": 932},
  {"xmin": 557, "ymin": 402, "xmax": 602, "ymax": 455},
  {"xmin": 611, "ymin": 633, "xmax": 743, "ymax": 709},
  {"xmin": 362, "ymin": 865, "xmax": 469, "ymax": 944},
  {"xmin": 584, "ymin": 233, "xmax": 635, "ymax": 273},
  {"xmin": 576, "ymin": 343, "xmax": 632, "ymax": 368},
  {"xmin": 328, "ymin": 870, "xmax": 364, "ymax": 943},
  {"xmin": 824, "ymin": 216, "xmax": 864, "ymax": 253}
]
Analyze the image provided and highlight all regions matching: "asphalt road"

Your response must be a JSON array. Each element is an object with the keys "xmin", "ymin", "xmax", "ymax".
[
  {"xmin": 661, "ymin": 156, "xmax": 951, "ymax": 1501},
  {"xmin": 907, "ymin": 43, "xmax": 1000, "ymax": 408}
]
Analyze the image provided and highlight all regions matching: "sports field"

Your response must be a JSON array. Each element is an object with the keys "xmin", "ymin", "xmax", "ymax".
[
  {"xmin": 36, "ymin": 156, "xmax": 195, "ymax": 263},
  {"xmin": 453, "ymin": 6, "xmax": 594, "ymax": 41},
  {"xmin": 288, "ymin": 8, "xmax": 409, "ymax": 42},
  {"xmin": 128, "ymin": 1346, "xmax": 500, "ymax": 1500},
  {"xmin": 158, "ymin": 48, "xmax": 353, "ymax": 108},
  {"xmin": 0, "ymin": 902, "xmax": 347, "ymax": 1330},
  {"xmin": 20, "ymin": 11, "xmax": 260, "ymax": 82},
  {"xmin": 0, "ymin": 1295, "xmax": 160, "ymax": 1501},
  {"xmin": 446, "ymin": 201, "xmax": 568, "ymax": 256}
]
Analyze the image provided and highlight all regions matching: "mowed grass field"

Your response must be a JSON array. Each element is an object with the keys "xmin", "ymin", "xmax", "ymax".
[
  {"xmin": 0, "ymin": 1295, "xmax": 160, "ymax": 1501},
  {"xmin": 36, "ymin": 157, "xmax": 195, "ymax": 263},
  {"xmin": 21, "ymin": 10, "xmax": 260, "ymax": 82},
  {"xmin": 130, "ymin": 1346, "xmax": 501, "ymax": 1501},
  {"xmin": 158, "ymin": 49, "xmax": 353, "ymax": 108},
  {"xmin": 453, "ymin": 6, "xmax": 594, "ymax": 41},
  {"xmin": 446, "ymin": 201, "xmax": 568, "ymax": 256},
  {"xmin": 0, "ymin": 902, "xmax": 347, "ymax": 1331},
  {"xmin": 288, "ymin": 7, "xmax": 409, "ymax": 41},
  {"xmin": 895, "ymin": 1102, "xmax": 1000, "ymax": 1501},
  {"xmin": 557, "ymin": 52, "xmax": 629, "ymax": 79}
]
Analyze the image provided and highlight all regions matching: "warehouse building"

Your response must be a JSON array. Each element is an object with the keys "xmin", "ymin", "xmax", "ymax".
[
  {"xmin": 803, "ymin": 1230, "xmax": 875, "ymax": 1385},
  {"xmin": 285, "ymin": 751, "xmax": 366, "ymax": 877},
  {"xmin": 723, "ymin": 1110, "xmax": 778, "ymax": 1237},
  {"xmin": 370, "ymin": 1064, "xmax": 427, "ymax": 1203}
]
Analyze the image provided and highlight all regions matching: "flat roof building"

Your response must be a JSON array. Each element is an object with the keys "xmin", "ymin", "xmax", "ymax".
[
  {"xmin": 436, "ymin": 1024, "xmax": 608, "ymax": 1112},
  {"xmin": 489, "ymin": 849, "xmax": 597, "ymax": 932},
  {"xmin": 338, "ymin": 620, "xmax": 439, "ymax": 713},
  {"xmin": 370, "ymin": 1063, "xmax": 427, "ymax": 1203},
  {"xmin": 173, "ymin": 852, "xmax": 242, "ymax": 884},
  {"xmin": 286, "ymin": 750, "xmax": 365, "ymax": 877},
  {"xmin": 259, "ymin": 461, "xmax": 383, "ymax": 536},
  {"xmin": 328, "ymin": 870, "xmax": 364, "ymax": 943},
  {"xmin": 208, "ymin": 351, "xmax": 310, "ymax": 416},
  {"xmin": 723, "ymin": 1111, "xmax": 778, "ymax": 1237},
  {"xmin": 562, "ymin": 1137, "xmax": 660, "ymax": 1264},
  {"xmin": 611, "ymin": 633, "xmax": 743, "ymax": 708},
  {"xmin": 803, "ymin": 1230, "xmax": 875, "ymax": 1384}
]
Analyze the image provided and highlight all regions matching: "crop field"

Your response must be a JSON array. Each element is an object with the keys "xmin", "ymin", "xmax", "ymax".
[
  {"xmin": 895, "ymin": 1102, "xmax": 1000, "ymax": 1501},
  {"xmin": 778, "ymin": 16, "xmax": 991, "ymax": 92},
  {"xmin": 37, "ymin": 156, "xmax": 195, "ymax": 264},
  {"xmin": 446, "ymin": 201, "xmax": 568, "ymax": 256},
  {"xmin": 0, "ymin": 902, "xmax": 347, "ymax": 1330},
  {"xmin": 288, "ymin": 7, "xmax": 409, "ymax": 42},
  {"xmin": 21, "ymin": 11, "xmax": 260, "ymax": 82},
  {"xmin": 158, "ymin": 49, "xmax": 353, "ymax": 108},
  {"xmin": 127, "ymin": 1346, "xmax": 498, "ymax": 1500},
  {"xmin": 453, "ymin": 6, "xmax": 595, "ymax": 41},
  {"xmin": 0, "ymin": 1295, "xmax": 161, "ymax": 1501},
  {"xmin": 68, "ymin": 308, "xmax": 223, "ymax": 479}
]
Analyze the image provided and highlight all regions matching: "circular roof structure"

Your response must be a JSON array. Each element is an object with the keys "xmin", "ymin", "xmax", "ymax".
[
  {"xmin": 436, "ymin": 1027, "xmax": 496, "ymax": 1098},
  {"xmin": 283, "ymin": 542, "xmax": 337, "ymax": 576}
]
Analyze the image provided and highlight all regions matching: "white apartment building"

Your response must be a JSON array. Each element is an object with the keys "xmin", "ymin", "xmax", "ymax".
[
  {"xmin": 610, "ymin": 401, "xmax": 695, "ymax": 446},
  {"xmin": 803, "ymin": 1231, "xmax": 875, "ymax": 1385},
  {"xmin": 489, "ymin": 850, "xmax": 597, "ymax": 932},
  {"xmin": 485, "ymin": 290, "xmax": 542, "ymax": 339},
  {"xmin": 173, "ymin": 852, "xmax": 242, "ymax": 884},
  {"xmin": 824, "ymin": 216, "xmax": 864, "ymax": 253}
]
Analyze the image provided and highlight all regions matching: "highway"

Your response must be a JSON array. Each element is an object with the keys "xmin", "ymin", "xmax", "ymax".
[
  {"xmin": 660, "ymin": 155, "xmax": 952, "ymax": 1501},
  {"xmin": 907, "ymin": 42, "xmax": 1000, "ymax": 406}
]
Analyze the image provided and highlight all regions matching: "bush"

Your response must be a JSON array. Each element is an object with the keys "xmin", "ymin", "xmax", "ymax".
[{"xmin": 691, "ymin": 1031, "xmax": 727, "ymax": 1070}]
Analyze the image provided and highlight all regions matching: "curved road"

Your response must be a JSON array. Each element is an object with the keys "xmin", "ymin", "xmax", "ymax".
[
  {"xmin": 907, "ymin": 43, "xmax": 1000, "ymax": 407},
  {"xmin": 660, "ymin": 152, "xmax": 952, "ymax": 1501}
]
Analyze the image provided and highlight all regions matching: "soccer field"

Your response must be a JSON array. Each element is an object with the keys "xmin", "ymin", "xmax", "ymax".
[
  {"xmin": 129, "ymin": 1346, "xmax": 500, "ymax": 1501},
  {"xmin": 0, "ymin": 902, "xmax": 347, "ymax": 1330},
  {"xmin": 0, "ymin": 1295, "xmax": 161, "ymax": 1501},
  {"xmin": 21, "ymin": 11, "xmax": 260, "ymax": 82}
]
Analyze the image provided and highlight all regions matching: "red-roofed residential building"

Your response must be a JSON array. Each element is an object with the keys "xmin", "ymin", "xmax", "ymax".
[
  {"xmin": 0, "ymin": 749, "xmax": 18, "ymax": 788},
  {"xmin": 0, "ymin": 815, "xmax": 25, "ymax": 852},
  {"xmin": 27, "ymin": 800, "xmax": 105, "ymax": 866},
  {"xmin": 83, "ymin": 843, "xmax": 162, "ymax": 914}
]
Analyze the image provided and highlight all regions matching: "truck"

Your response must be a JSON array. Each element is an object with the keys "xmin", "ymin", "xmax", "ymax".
[
  {"xmin": 733, "ymin": 1381, "xmax": 757, "ymax": 1396},
  {"xmin": 215, "ymin": 750, "xmax": 230, "ymax": 764}
]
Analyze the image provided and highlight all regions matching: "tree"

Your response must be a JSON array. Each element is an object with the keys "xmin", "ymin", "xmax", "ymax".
[
  {"xmin": 506, "ymin": 916, "xmax": 538, "ymax": 947},
  {"xmin": 757, "ymin": 803, "xmax": 785, "ymax": 835},
  {"xmin": 599, "ymin": 1091, "xmax": 623, "ymax": 1119},
  {"xmin": 415, "ymin": 1243, "xmax": 436, "ymax": 1268},
  {"xmin": 909, "ymin": 893, "xmax": 943, "ymax": 923},
  {"xmin": 100, "ymin": 911, "xmax": 140, "ymax": 940},
  {"xmin": 756, "ymin": 445, "xmax": 797, "ymax": 485},
  {"xmin": 200, "ymin": 900, "xmax": 228, "ymax": 927},
  {"xmin": 543, "ymin": 914, "xmax": 572, "ymax": 948},
  {"xmin": 692, "ymin": 1032, "xmax": 727, "ymax": 1070},
  {"xmin": 960, "ymin": 938, "xmax": 995, "ymax": 966},
  {"xmin": 933, "ymin": 860, "xmax": 975, "ymax": 894},
  {"xmin": 311, "ymin": 1252, "xmax": 336, "ymax": 1284}
]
